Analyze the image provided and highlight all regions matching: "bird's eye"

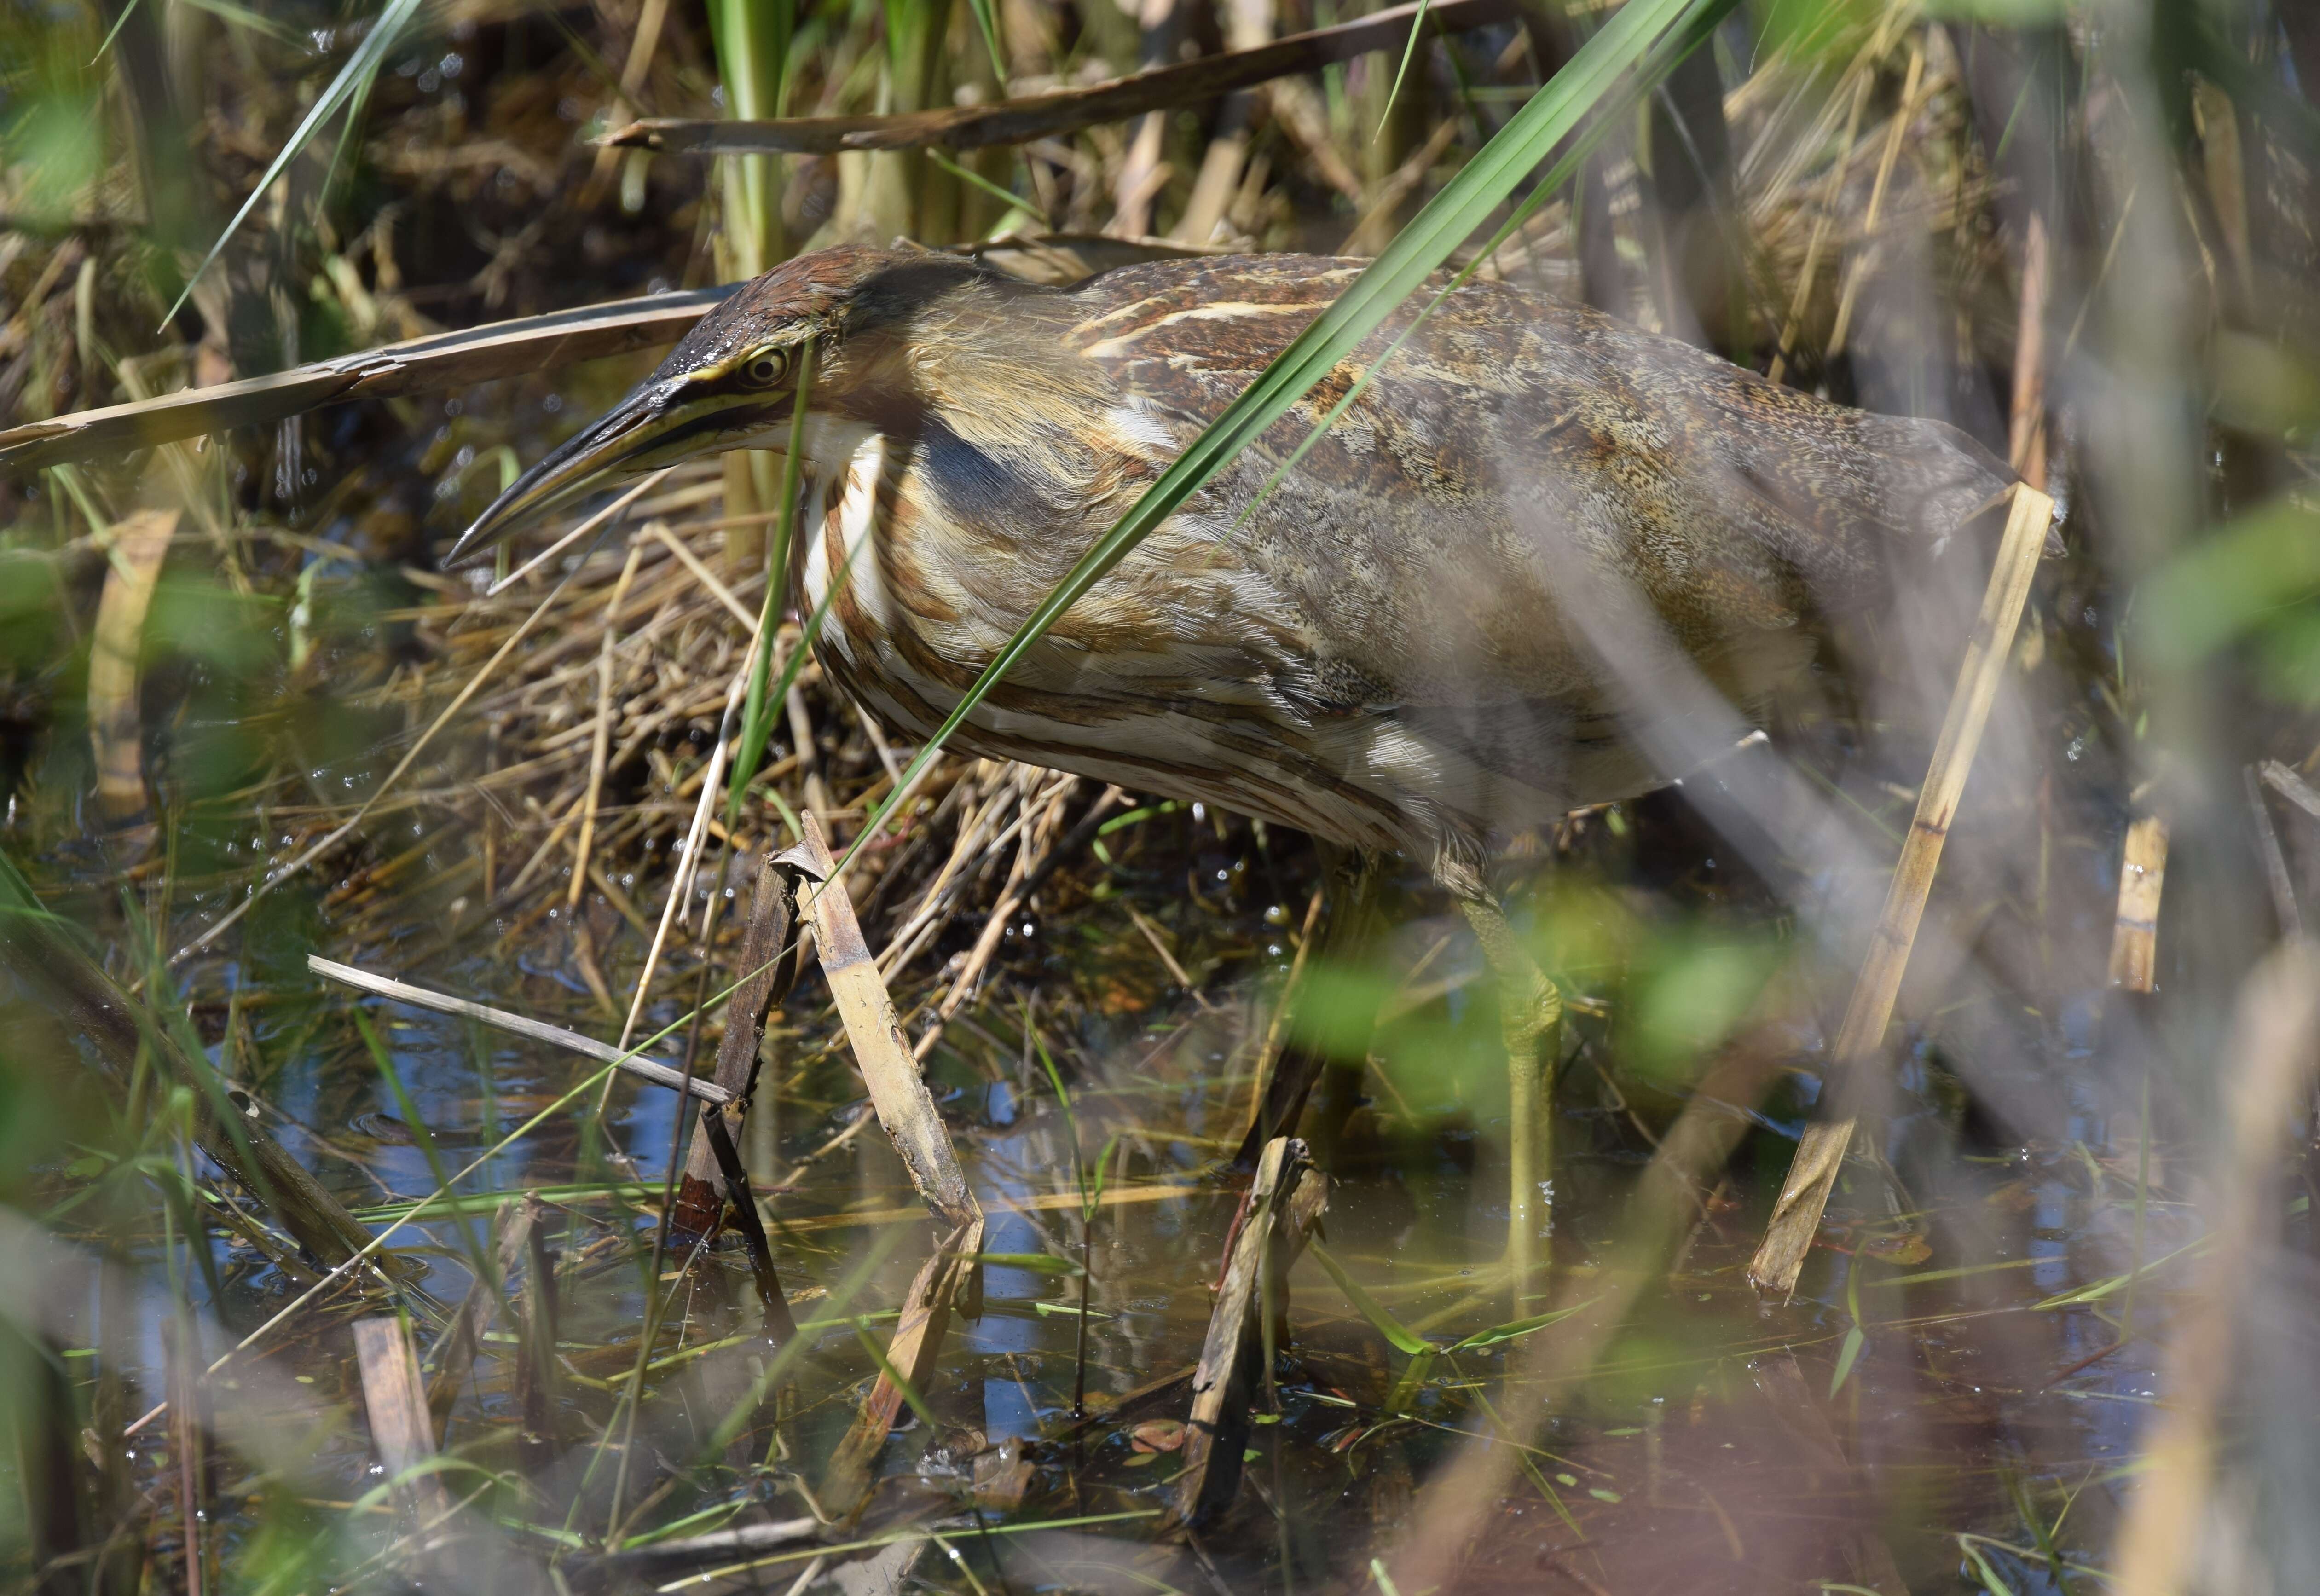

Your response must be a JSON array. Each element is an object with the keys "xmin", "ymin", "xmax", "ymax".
[{"xmin": 743, "ymin": 349, "xmax": 788, "ymax": 387}]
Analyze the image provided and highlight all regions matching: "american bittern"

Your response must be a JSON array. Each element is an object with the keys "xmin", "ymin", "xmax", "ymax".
[{"xmin": 453, "ymin": 245, "xmax": 2015, "ymax": 1291}]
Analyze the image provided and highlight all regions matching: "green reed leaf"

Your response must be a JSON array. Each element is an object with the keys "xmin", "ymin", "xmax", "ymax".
[
  {"xmin": 927, "ymin": 146, "xmax": 1042, "ymax": 226},
  {"xmin": 837, "ymin": 0, "xmax": 1734, "ymax": 878},
  {"xmin": 708, "ymin": 0, "xmax": 793, "ymax": 274}
]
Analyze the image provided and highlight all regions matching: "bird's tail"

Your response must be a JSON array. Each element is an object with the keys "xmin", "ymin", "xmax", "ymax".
[{"xmin": 1846, "ymin": 411, "xmax": 2050, "ymax": 562}]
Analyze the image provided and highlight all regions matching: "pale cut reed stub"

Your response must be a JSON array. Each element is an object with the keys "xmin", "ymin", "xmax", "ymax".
[{"xmin": 1749, "ymin": 481, "xmax": 2058, "ymax": 1297}]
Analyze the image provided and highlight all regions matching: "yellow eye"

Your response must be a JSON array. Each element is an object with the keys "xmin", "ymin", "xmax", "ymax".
[{"xmin": 743, "ymin": 349, "xmax": 789, "ymax": 387}]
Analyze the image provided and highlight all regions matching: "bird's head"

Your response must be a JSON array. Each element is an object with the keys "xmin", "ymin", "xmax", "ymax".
[{"xmin": 447, "ymin": 246, "xmax": 1034, "ymax": 567}]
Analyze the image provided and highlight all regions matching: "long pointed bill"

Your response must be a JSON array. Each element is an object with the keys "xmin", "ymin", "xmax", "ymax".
[{"xmin": 445, "ymin": 378, "xmax": 786, "ymax": 567}]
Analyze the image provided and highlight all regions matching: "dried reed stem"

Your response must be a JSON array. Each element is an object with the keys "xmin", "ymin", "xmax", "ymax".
[
  {"xmin": 1766, "ymin": 69, "xmax": 1872, "ymax": 385},
  {"xmin": 0, "ymin": 291, "xmax": 737, "ymax": 473},
  {"xmin": 571, "ymin": 540, "xmax": 648, "ymax": 909},
  {"xmin": 1168, "ymin": 1135, "xmax": 1327, "ymax": 1530},
  {"xmin": 353, "ymin": 1316, "xmax": 452, "ymax": 1524},
  {"xmin": 87, "ymin": 509, "xmax": 177, "ymax": 824},
  {"xmin": 819, "ymin": 1217, "xmax": 985, "ymax": 1516},
  {"xmin": 619, "ymin": 666, "xmax": 751, "ymax": 1048},
  {"xmin": 1747, "ymin": 481, "xmax": 2055, "ymax": 1296},
  {"xmin": 607, "ymin": 0, "xmax": 1517, "ymax": 157},
  {"xmin": 795, "ymin": 812, "xmax": 982, "ymax": 1228},
  {"xmin": 2106, "ymin": 815, "xmax": 2170, "ymax": 994},
  {"xmin": 307, "ymin": 955, "xmax": 732, "ymax": 1103}
]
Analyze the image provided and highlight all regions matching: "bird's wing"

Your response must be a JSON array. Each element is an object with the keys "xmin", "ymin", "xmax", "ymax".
[
  {"xmin": 1065, "ymin": 253, "xmax": 2012, "ymax": 682},
  {"xmin": 1055, "ymin": 255, "xmax": 2022, "ymax": 810}
]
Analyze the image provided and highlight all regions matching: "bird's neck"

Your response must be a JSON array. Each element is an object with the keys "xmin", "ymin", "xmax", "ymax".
[{"xmin": 804, "ymin": 312, "xmax": 1129, "ymax": 507}]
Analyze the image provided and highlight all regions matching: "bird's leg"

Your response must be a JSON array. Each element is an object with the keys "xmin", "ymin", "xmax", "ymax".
[
  {"xmin": 1232, "ymin": 848, "xmax": 1386, "ymax": 1170},
  {"xmin": 1458, "ymin": 890, "xmax": 1562, "ymax": 1307},
  {"xmin": 1305, "ymin": 850, "xmax": 1389, "ymax": 1171}
]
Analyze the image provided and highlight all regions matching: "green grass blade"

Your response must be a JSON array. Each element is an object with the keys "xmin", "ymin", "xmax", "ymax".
[
  {"xmin": 1309, "ymin": 1242, "xmax": 1431, "ymax": 1356},
  {"xmin": 90, "ymin": 0, "xmax": 148, "ymax": 64},
  {"xmin": 727, "ymin": 480, "xmax": 866, "ymax": 834},
  {"xmin": 927, "ymin": 146, "xmax": 1039, "ymax": 223},
  {"xmin": 964, "ymin": 0, "xmax": 1006, "ymax": 82},
  {"xmin": 833, "ymin": 0, "xmax": 1726, "ymax": 879},
  {"xmin": 1374, "ymin": 0, "xmax": 1434, "ymax": 142},
  {"xmin": 853, "ymin": 1320, "xmax": 942, "ymax": 1428},
  {"xmin": 726, "ymin": 341, "xmax": 817, "ymax": 830},
  {"xmin": 163, "ymin": 0, "xmax": 424, "ymax": 327}
]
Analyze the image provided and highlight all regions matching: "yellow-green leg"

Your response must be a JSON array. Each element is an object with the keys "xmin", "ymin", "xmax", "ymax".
[{"xmin": 1458, "ymin": 893, "xmax": 1562, "ymax": 1308}]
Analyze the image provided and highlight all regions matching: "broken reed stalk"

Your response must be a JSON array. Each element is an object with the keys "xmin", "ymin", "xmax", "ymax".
[
  {"xmin": 696, "ymin": 1102, "xmax": 800, "ymax": 1343},
  {"xmin": 87, "ymin": 509, "xmax": 177, "ymax": 825},
  {"xmin": 515, "ymin": 1219, "xmax": 561, "ymax": 1476},
  {"xmin": 673, "ymin": 850, "xmax": 802, "ymax": 1231},
  {"xmin": 819, "ymin": 1216, "xmax": 985, "ymax": 1518},
  {"xmin": 2245, "ymin": 765, "xmax": 2303, "ymax": 939},
  {"xmin": 427, "ymin": 1200, "xmax": 539, "ymax": 1429},
  {"xmin": 2107, "ymin": 815, "xmax": 2170, "ymax": 994},
  {"xmin": 608, "ymin": 0, "xmax": 1514, "ymax": 157},
  {"xmin": 2260, "ymin": 757, "xmax": 2320, "ymax": 823},
  {"xmin": 2008, "ymin": 211, "xmax": 2052, "ymax": 488},
  {"xmin": 795, "ymin": 812, "xmax": 981, "ymax": 1230},
  {"xmin": 1169, "ymin": 1136, "xmax": 1327, "ymax": 1532},
  {"xmin": 353, "ymin": 1316, "xmax": 452, "ymax": 1527},
  {"xmin": 306, "ymin": 956, "xmax": 733, "ymax": 1104},
  {"xmin": 1747, "ymin": 481, "xmax": 2055, "ymax": 1296}
]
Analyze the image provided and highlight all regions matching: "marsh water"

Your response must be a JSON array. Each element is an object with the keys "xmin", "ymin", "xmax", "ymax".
[{"xmin": 50, "ymin": 751, "xmax": 2188, "ymax": 1596}]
